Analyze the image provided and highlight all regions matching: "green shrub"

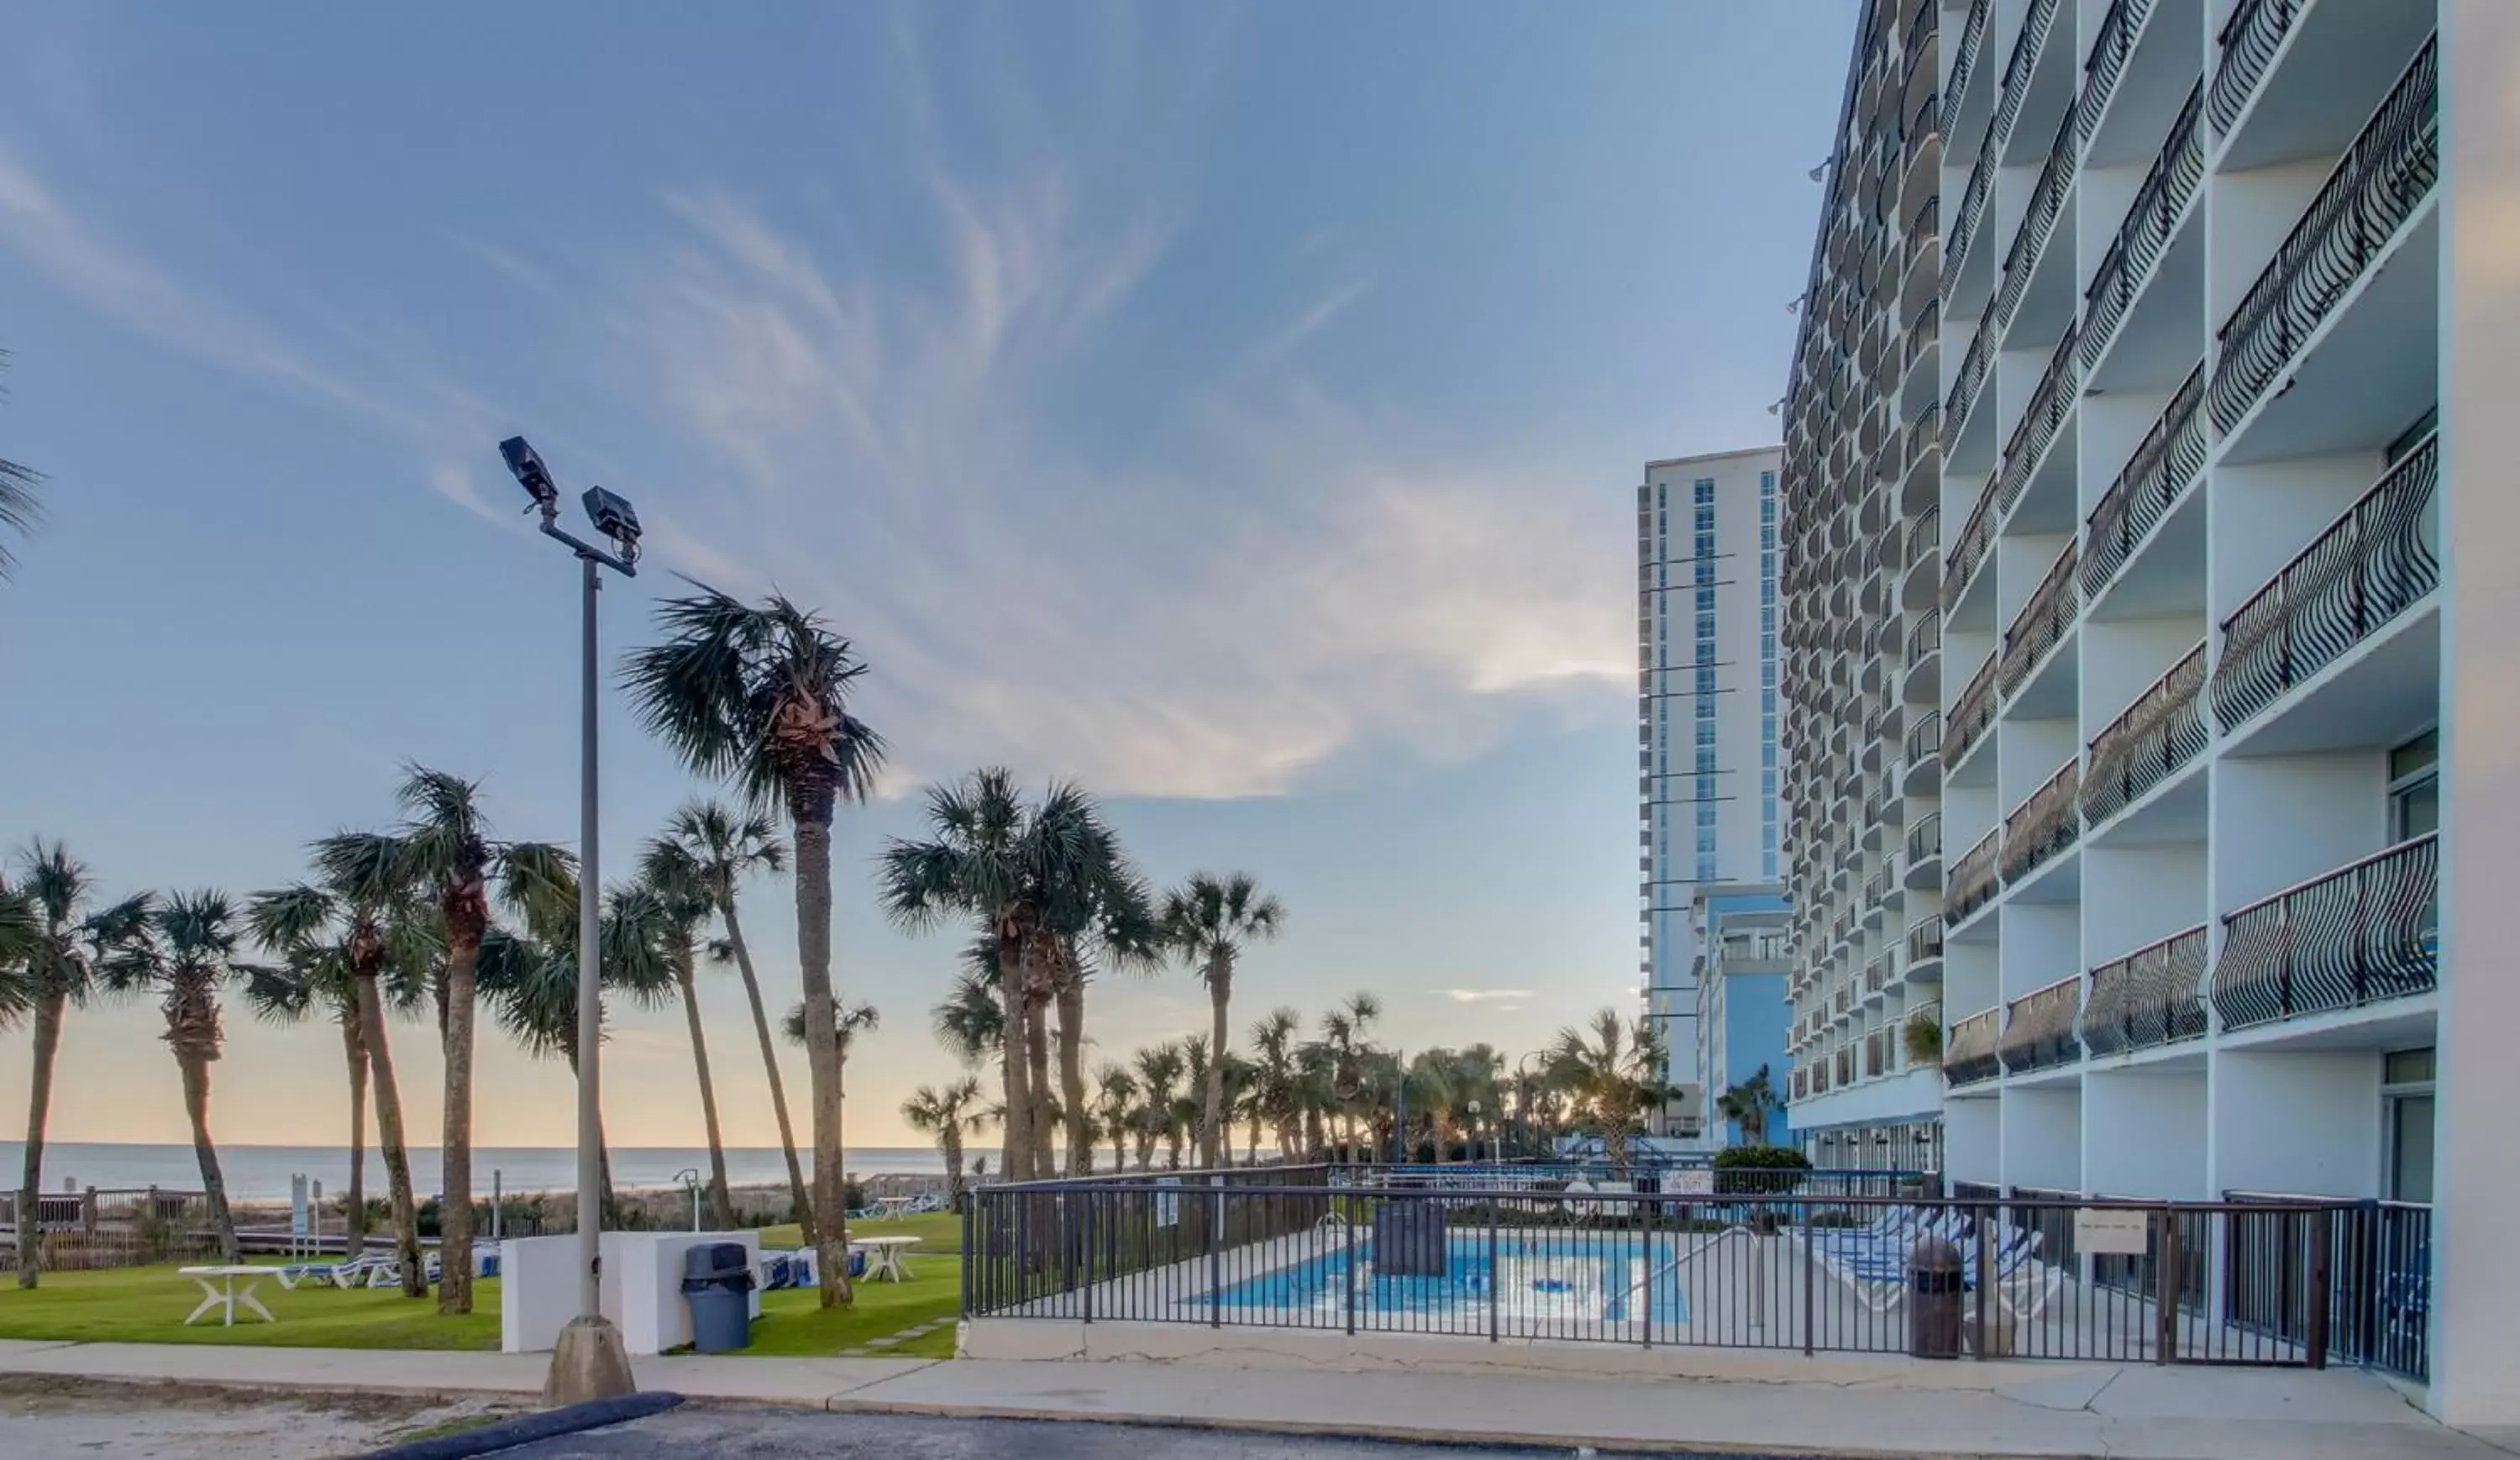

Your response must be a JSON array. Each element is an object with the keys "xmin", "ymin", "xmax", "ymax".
[{"xmin": 1711, "ymin": 1144, "xmax": 1814, "ymax": 1195}]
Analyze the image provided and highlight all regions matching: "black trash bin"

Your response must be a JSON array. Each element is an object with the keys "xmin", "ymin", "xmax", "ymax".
[
  {"xmin": 681, "ymin": 1242, "xmax": 757, "ymax": 1353},
  {"xmin": 1908, "ymin": 1236, "xmax": 1962, "ymax": 1358}
]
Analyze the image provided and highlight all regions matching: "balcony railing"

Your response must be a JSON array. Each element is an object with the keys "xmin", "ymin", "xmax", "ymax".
[
  {"xmin": 1946, "ymin": 118, "xmax": 1999, "ymax": 285},
  {"xmin": 1943, "ymin": 650, "xmax": 1999, "ymax": 769},
  {"xmin": 1908, "ymin": 402, "xmax": 1942, "ymax": 474},
  {"xmin": 2083, "ymin": 84, "xmax": 2205, "ymax": 370},
  {"xmin": 2079, "ymin": 0, "xmax": 2155, "ymax": 139},
  {"xmin": 1904, "ymin": 708, "xmax": 1942, "ymax": 769},
  {"xmin": 1990, "ymin": 0, "xmax": 2061, "ymax": 151},
  {"xmin": 1906, "ymin": 811, "xmax": 1943, "ymax": 869},
  {"xmin": 1905, "ymin": 298, "xmax": 1941, "ymax": 374},
  {"xmin": 1992, "ymin": 104, "xmax": 2078, "ymax": 333},
  {"xmin": 2209, "ymin": 41, "xmax": 2439, "ymax": 433},
  {"xmin": 1907, "ymin": 912, "xmax": 1945, "ymax": 966},
  {"xmin": 2001, "ymin": 759, "xmax": 2082, "ymax": 885},
  {"xmin": 1943, "ymin": 0, "xmax": 1992, "ymax": 134},
  {"xmin": 1945, "ymin": 1007, "xmax": 2002, "ymax": 1086},
  {"xmin": 1996, "ymin": 323, "xmax": 2081, "ymax": 519},
  {"xmin": 1864, "ymin": 864, "xmax": 1891, "ymax": 910},
  {"xmin": 1837, "ymin": 1046, "xmax": 1856, "ymax": 1086},
  {"xmin": 2214, "ymin": 834, "xmax": 2439, "ymax": 1032},
  {"xmin": 2000, "ymin": 540, "xmax": 2078, "ymax": 695},
  {"xmin": 2082, "ymin": 361, "xmax": 2208, "ymax": 597},
  {"xmin": 2208, "ymin": 0, "xmax": 2301, "ymax": 134},
  {"xmin": 1865, "ymin": 956, "xmax": 1887, "ymax": 995},
  {"xmin": 2083, "ymin": 643, "xmax": 2207, "ymax": 826},
  {"xmin": 1906, "ymin": 503, "xmax": 1940, "ymax": 575},
  {"xmin": 1999, "ymin": 975, "xmax": 2084, "ymax": 1074},
  {"xmin": 1943, "ymin": 481, "xmax": 1998, "ymax": 611},
  {"xmin": 1864, "ymin": 1029, "xmax": 1885, "ymax": 1078},
  {"xmin": 2212, "ymin": 433, "xmax": 2439, "ymax": 730},
  {"xmin": 1947, "ymin": 827, "xmax": 2002, "ymax": 923},
  {"xmin": 2082, "ymin": 925, "xmax": 2208, "ymax": 1056},
  {"xmin": 1907, "ymin": 607, "xmax": 1942, "ymax": 668}
]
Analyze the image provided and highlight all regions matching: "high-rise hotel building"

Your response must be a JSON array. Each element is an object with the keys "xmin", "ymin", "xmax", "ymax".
[{"xmin": 1774, "ymin": 0, "xmax": 2520, "ymax": 1424}]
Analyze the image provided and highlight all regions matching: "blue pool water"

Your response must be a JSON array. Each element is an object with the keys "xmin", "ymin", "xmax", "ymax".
[{"xmin": 1211, "ymin": 1232, "xmax": 1691, "ymax": 1326}]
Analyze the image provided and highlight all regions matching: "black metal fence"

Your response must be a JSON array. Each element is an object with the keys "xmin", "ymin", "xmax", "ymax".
[{"xmin": 966, "ymin": 1168, "xmax": 2429, "ymax": 1381}]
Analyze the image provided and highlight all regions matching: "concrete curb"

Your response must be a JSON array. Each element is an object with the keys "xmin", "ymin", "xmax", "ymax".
[{"xmin": 365, "ymin": 1391, "xmax": 685, "ymax": 1460}]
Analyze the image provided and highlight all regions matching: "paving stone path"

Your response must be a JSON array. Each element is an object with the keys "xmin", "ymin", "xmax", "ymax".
[{"xmin": 838, "ymin": 1319, "xmax": 948, "ymax": 1358}]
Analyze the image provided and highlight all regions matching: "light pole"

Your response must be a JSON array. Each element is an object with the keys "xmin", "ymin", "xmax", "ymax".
[
  {"xmin": 1466, "ymin": 1099, "xmax": 1482, "ymax": 1163},
  {"xmin": 500, "ymin": 436, "xmax": 641, "ymax": 1405}
]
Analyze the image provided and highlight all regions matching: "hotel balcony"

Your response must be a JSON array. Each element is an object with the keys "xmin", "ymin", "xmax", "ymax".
[
  {"xmin": 2082, "ymin": 925, "xmax": 2208, "ymax": 1058},
  {"xmin": 1991, "ymin": 103, "xmax": 2077, "ymax": 342},
  {"xmin": 1947, "ymin": 826, "xmax": 2002, "ymax": 926},
  {"xmin": 1905, "ymin": 912, "xmax": 1945, "ymax": 980},
  {"xmin": 1998, "ymin": 974, "xmax": 2082, "ymax": 1075},
  {"xmin": 2213, "ymin": 832, "xmax": 2438, "ymax": 1033},
  {"xmin": 1942, "ymin": 649, "xmax": 1999, "ymax": 774},
  {"xmin": 2082, "ymin": 362, "xmax": 2208, "ymax": 606},
  {"xmin": 1903, "ymin": 811, "xmax": 1944, "ymax": 891},
  {"xmin": 1945, "ymin": 1006, "xmax": 2001, "ymax": 1088},
  {"xmin": 1902, "ymin": 402, "xmax": 1943, "ymax": 513},
  {"xmin": 2209, "ymin": 41, "xmax": 2438, "ymax": 450},
  {"xmin": 1943, "ymin": 479, "xmax": 1997, "ymax": 614},
  {"xmin": 2082, "ymin": 642, "xmax": 2208, "ymax": 827},
  {"xmin": 1943, "ymin": 307, "xmax": 1996, "ymax": 467},
  {"xmin": 1903, "ymin": 709, "xmax": 1942, "ymax": 796},
  {"xmin": 1994, "ymin": 323, "xmax": 2080, "ymax": 526},
  {"xmin": 1999, "ymin": 540, "xmax": 2076, "ymax": 699},
  {"xmin": 2210, "ymin": 433, "xmax": 2439, "ymax": 734},
  {"xmin": 2213, "ymin": 0, "xmax": 2433, "ymax": 169},
  {"xmin": 2000, "ymin": 758, "xmax": 2080, "ymax": 887},
  {"xmin": 1864, "ymin": 1029, "xmax": 1886, "ymax": 1079},
  {"xmin": 1942, "ymin": 0, "xmax": 1990, "ymax": 143},
  {"xmin": 2082, "ymin": 85, "xmax": 2204, "ymax": 377},
  {"xmin": 1987, "ymin": 0, "xmax": 2064, "ymax": 162},
  {"xmin": 1900, "ymin": 502, "xmax": 1940, "ymax": 611}
]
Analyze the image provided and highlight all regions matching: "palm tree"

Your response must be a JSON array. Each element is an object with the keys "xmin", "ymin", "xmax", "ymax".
[
  {"xmin": 877, "ymin": 771, "xmax": 1141, "ymax": 1184},
  {"xmin": 1131, "ymin": 1042, "xmax": 1184, "ymax": 1171},
  {"xmin": 1052, "ymin": 880, "xmax": 1161, "ymax": 1176},
  {"xmin": 657, "ymin": 801, "xmax": 808, "ymax": 1237},
  {"xmin": 1313, "ymin": 991, "xmax": 1381, "ymax": 1156},
  {"xmin": 381, "ymin": 766, "xmax": 575, "ymax": 1315},
  {"xmin": 1716, "ymin": 1065, "xmax": 1779, "ymax": 1146},
  {"xmin": 901, "ymin": 1078, "xmax": 985, "ymax": 1207},
  {"xmin": 931, "ymin": 947, "xmax": 1005, "ymax": 1069},
  {"xmin": 98, "ymin": 890, "xmax": 250, "ymax": 1261},
  {"xmin": 780, "ymin": 998, "xmax": 879, "ymax": 1061},
  {"xmin": 0, "ymin": 345, "xmax": 45, "ymax": 581},
  {"xmin": 1246, "ymin": 1008, "xmax": 1303, "ymax": 1164},
  {"xmin": 1548, "ymin": 1009, "xmax": 1665, "ymax": 1175},
  {"xmin": 1160, "ymin": 874, "xmax": 1285, "ymax": 1171},
  {"xmin": 244, "ymin": 852, "xmax": 439, "ymax": 1296},
  {"xmin": 632, "ymin": 839, "xmax": 737, "ymax": 1231},
  {"xmin": 1090, "ymin": 1063, "xmax": 1137, "ymax": 1174},
  {"xmin": 624, "ymin": 586, "xmax": 884, "ymax": 1306},
  {"xmin": 6, "ymin": 841, "xmax": 144, "ymax": 1287}
]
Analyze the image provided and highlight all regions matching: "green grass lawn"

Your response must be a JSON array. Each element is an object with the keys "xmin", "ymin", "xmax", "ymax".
[{"xmin": 0, "ymin": 1256, "xmax": 962, "ymax": 1360}]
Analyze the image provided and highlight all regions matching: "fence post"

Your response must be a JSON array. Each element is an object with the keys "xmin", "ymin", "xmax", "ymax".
[
  {"xmin": 1488, "ymin": 1198, "xmax": 1500, "ymax": 1343},
  {"xmin": 1210, "ymin": 1177, "xmax": 1224, "ymax": 1329},
  {"xmin": 2155, "ymin": 1208, "xmax": 2180, "ymax": 1364},
  {"xmin": 961, "ymin": 1189, "xmax": 976, "ymax": 1321},
  {"xmin": 1801, "ymin": 1199, "xmax": 1816, "ymax": 1356},
  {"xmin": 1973, "ymin": 1202, "xmax": 1991, "ymax": 1360},
  {"xmin": 2307, "ymin": 1208, "xmax": 2331, "ymax": 1370},
  {"xmin": 1345, "ymin": 1205, "xmax": 1359, "ymax": 1337},
  {"xmin": 1083, "ymin": 1191, "xmax": 1095, "ymax": 1326}
]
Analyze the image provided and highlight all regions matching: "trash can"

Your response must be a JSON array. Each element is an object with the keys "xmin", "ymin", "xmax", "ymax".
[
  {"xmin": 681, "ymin": 1242, "xmax": 757, "ymax": 1353},
  {"xmin": 1908, "ymin": 1236, "xmax": 1963, "ymax": 1359}
]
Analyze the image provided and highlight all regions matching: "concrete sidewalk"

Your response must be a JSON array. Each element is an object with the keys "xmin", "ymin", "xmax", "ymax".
[{"xmin": 0, "ymin": 1337, "xmax": 2502, "ymax": 1459}]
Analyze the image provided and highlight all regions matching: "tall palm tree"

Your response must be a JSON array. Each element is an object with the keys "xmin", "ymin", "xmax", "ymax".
[
  {"xmin": 780, "ymin": 998, "xmax": 879, "ymax": 1060},
  {"xmin": 1160, "ymin": 873, "xmax": 1284, "ymax": 1171},
  {"xmin": 657, "ymin": 801, "xmax": 807, "ymax": 1237},
  {"xmin": 1716, "ymin": 1064, "xmax": 1779, "ymax": 1146},
  {"xmin": 901, "ymin": 1078, "xmax": 985, "ymax": 1207},
  {"xmin": 1246, "ymin": 1008, "xmax": 1303, "ymax": 1164},
  {"xmin": 0, "ymin": 345, "xmax": 45, "ymax": 581},
  {"xmin": 98, "ymin": 890, "xmax": 250, "ymax": 1261},
  {"xmin": 878, "ymin": 771, "xmax": 1142, "ymax": 1184},
  {"xmin": 1090, "ymin": 1063, "xmax": 1137, "ymax": 1174},
  {"xmin": 1053, "ymin": 881, "xmax": 1162, "ymax": 1176},
  {"xmin": 630, "ymin": 840, "xmax": 737, "ymax": 1231},
  {"xmin": 6, "ymin": 841, "xmax": 144, "ymax": 1287},
  {"xmin": 381, "ymin": 766, "xmax": 575, "ymax": 1315},
  {"xmin": 1313, "ymin": 991, "xmax": 1381, "ymax": 1155},
  {"xmin": 1548, "ymin": 1009, "xmax": 1664, "ymax": 1175},
  {"xmin": 625, "ymin": 586, "xmax": 884, "ymax": 1306},
  {"xmin": 1131, "ymin": 1042, "xmax": 1184, "ymax": 1171},
  {"xmin": 244, "ymin": 854, "xmax": 438, "ymax": 1296}
]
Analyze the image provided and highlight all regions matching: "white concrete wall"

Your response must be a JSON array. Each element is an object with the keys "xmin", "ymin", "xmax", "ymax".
[
  {"xmin": 2083, "ymin": 1070, "xmax": 2208, "ymax": 1200},
  {"xmin": 2208, "ymin": 1051, "xmax": 2381, "ymax": 1199}
]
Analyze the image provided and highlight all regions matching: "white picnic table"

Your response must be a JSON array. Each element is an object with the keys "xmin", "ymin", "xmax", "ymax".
[
  {"xmin": 853, "ymin": 1235, "xmax": 919, "ymax": 1283},
  {"xmin": 873, "ymin": 1195, "xmax": 917, "ymax": 1220},
  {"xmin": 177, "ymin": 1265, "xmax": 284, "ymax": 1326}
]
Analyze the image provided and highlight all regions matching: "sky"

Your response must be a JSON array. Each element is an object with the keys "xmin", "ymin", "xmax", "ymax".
[{"xmin": 0, "ymin": 1, "xmax": 1854, "ymax": 1153}]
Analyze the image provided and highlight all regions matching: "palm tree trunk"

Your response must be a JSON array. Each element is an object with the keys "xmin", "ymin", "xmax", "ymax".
[
  {"xmin": 674, "ymin": 958, "xmax": 738, "ymax": 1229},
  {"xmin": 942, "ymin": 1129, "xmax": 965, "ymax": 1208},
  {"xmin": 1053, "ymin": 978, "xmax": 1091, "ymax": 1178},
  {"xmin": 1023, "ymin": 1004, "xmax": 1054, "ymax": 1178},
  {"xmin": 1247, "ymin": 1111, "xmax": 1263, "ymax": 1167},
  {"xmin": 1201, "ymin": 961, "xmax": 1230, "ymax": 1169},
  {"xmin": 171, "ymin": 1040, "xmax": 239, "ymax": 1263},
  {"xmin": 721, "ymin": 899, "xmax": 815, "ymax": 1243},
  {"xmin": 995, "ymin": 948, "xmax": 1033, "ymax": 1184},
  {"xmin": 17, "ymin": 990, "xmax": 65, "ymax": 1288},
  {"xmin": 1109, "ymin": 1127, "xmax": 1126, "ymax": 1174},
  {"xmin": 790, "ymin": 807, "xmax": 853, "ymax": 1307},
  {"xmin": 354, "ymin": 975, "xmax": 426, "ymax": 1299},
  {"xmin": 337, "ymin": 1009, "xmax": 368, "ymax": 1258},
  {"xmin": 438, "ymin": 922, "xmax": 481, "ymax": 1316}
]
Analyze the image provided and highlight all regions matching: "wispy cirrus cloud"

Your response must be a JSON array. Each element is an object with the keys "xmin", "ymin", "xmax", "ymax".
[{"xmin": 1443, "ymin": 989, "xmax": 1539, "ymax": 1005}]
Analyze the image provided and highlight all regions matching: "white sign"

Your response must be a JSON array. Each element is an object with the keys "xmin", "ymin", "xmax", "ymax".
[
  {"xmin": 290, "ymin": 1174, "xmax": 310, "ymax": 1239},
  {"xmin": 2074, "ymin": 1208, "xmax": 2151, "ymax": 1257},
  {"xmin": 1154, "ymin": 1176, "xmax": 1180, "ymax": 1229},
  {"xmin": 1666, "ymin": 1169, "xmax": 1715, "ymax": 1196}
]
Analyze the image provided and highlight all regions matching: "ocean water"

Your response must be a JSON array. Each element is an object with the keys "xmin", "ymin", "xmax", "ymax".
[{"xmin": 0, "ymin": 1142, "xmax": 949, "ymax": 1202}]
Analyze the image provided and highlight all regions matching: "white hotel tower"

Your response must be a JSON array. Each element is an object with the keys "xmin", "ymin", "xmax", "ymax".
[{"xmin": 1775, "ymin": 0, "xmax": 2520, "ymax": 1425}]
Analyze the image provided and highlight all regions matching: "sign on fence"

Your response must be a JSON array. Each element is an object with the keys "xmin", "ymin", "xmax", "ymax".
[
  {"xmin": 1154, "ymin": 1176, "xmax": 1180, "ymax": 1228},
  {"xmin": 2074, "ymin": 1207, "xmax": 2150, "ymax": 1256},
  {"xmin": 1663, "ymin": 1169, "xmax": 1715, "ymax": 1196},
  {"xmin": 290, "ymin": 1175, "xmax": 309, "ymax": 1240}
]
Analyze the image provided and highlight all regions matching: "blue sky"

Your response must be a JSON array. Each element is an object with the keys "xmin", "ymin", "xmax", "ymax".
[{"xmin": 0, "ymin": 1, "xmax": 1851, "ymax": 1149}]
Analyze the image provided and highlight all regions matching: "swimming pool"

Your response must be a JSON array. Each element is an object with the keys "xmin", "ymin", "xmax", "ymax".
[{"xmin": 1208, "ymin": 1230, "xmax": 1691, "ymax": 1328}]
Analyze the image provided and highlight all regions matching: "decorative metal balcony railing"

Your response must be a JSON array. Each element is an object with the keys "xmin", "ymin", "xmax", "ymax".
[
  {"xmin": 2001, "ymin": 759, "xmax": 2081, "ymax": 884},
  {"xmin": 1944, "ymin": 309, "xmax": 1995, "ymax": 449},
  {"xmin": 1990, "ymin": 0, "xmax": 2061, "ymax": 151},
  {"xmin": 2214, "ymin": 834, "xmax": 2439, "ymax": 1032},
  {"xmin": 1999, "ymin": 977, "xmax": 2083, "ymax": 1074},
  {"xmin": 2210, "ymin": 41, "xmax": 2439, "ymax": 433},
  {"xmin": 2082, "ymin": 84, "xmax": 2205, "ymax": 370},
  {"xmin": 1906, "ymin": 0, "xmax": 1935, "ymax": 53},
  {"xmin": 1948, "ymin": 827, "xmax": 2002, "ymax": 923},
  {"xmin": 1906, "ymin": 811, "xmax": 1943, "ymax": 869},
  {"xmin": 1908, "ymin": 402, "xmax": 1942, "ymax": 475},
  {"xmin": 1864, "ymin": 864, "xmax": 1892, "ymax": 910},
  {"xmin": 2079, "ymin": 0, "xmax": 2155, "ymax": 140},
  {"xmin": 1865, "ymin": 955, "xmax": 1887, "ymax": 995},
  {"xmin": 1992, "ymin": 105, "xmax": 2078, "ymax": 333},
  {"xmin": 1944, "ymin": 0, "xmax": 1992, "ymax": 134},
  {"xmin": 2083, "ymin": 643, "xmax": 2208, "ymax": 825},
  {"xmin": 2000, "ymin": 540, "xmax": 2078, "ymax": 695},
  {"xmin": 1904, "ymin": 708, "xmax": 1942, "ymax": 769},
  {"xmin": 1946, "ymin": 118, "xmax": 2000, "ymax": 286},
  {"xmin": 1945, "ymin": 1007, "xmax": 2002, "ymax": 1086},
  {"xmin": 2208, "ymin": 0, "xmax": 2301, "ymax": 134},
  {"xmin": 1944, "ymin": 650, "xmax": 1999, "ymax": 769},
  {"xmin": 2082, "ymin": 361, "xmax": 2208, "ymax": 598},
  {"xmin": 1943, "ymin": 482, "xmax": 1998, "ymax": 612},
  {"xmin": 2082, "ymin": 925, "xmax": 2208, "ymax": 1057},
  {"xmin": 1907, "ymin": 607, "xmax": 1942, "ymax": 669},
  {"xmin": 1907, "ymin": 913, "xmax": 1945, "ymax": 967},
  {"xmin": 1905, "ymin": 299, "xmax": 1941, "ymax": 376},
  {"xmin": 1996, "ymin": 323, "xmax": 2081, "ymax": 519},
  {"xmin": 2212, "ymin": 433, "xmax": 2439, "ymax": 730},
  {"xmin": 1906, "ymin": 504, "xmax": 1941, "ymax": 577}
]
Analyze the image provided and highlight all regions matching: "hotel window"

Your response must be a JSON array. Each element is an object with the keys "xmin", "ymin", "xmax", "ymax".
[
  {"xmin": 2383, "ymin": 1047, "xmax": 2435, "ymax": 1203},
  {"xmin": 2389, "ymin": 730, "xmax": 2438, "ymax": 841}
]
